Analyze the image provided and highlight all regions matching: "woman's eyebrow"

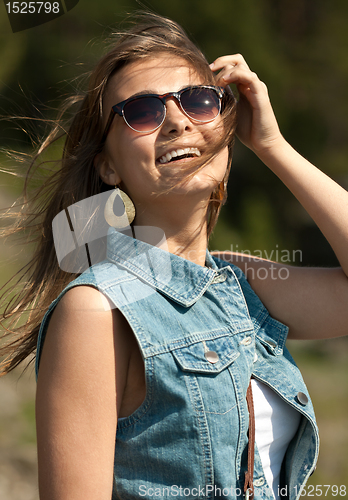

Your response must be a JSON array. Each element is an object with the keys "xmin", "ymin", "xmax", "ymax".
[
  {"xmin": 126, "ymin": 86, "xmax": 193, "ymax": 99},
  {"xmin": 128, "ymin": 90, "xmax": 159, "ymax": 98}
]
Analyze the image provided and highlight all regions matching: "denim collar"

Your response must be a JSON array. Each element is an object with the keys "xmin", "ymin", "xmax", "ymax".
[{"xmin": 106, "ymin": 228, "xmax": 220, "ymax": 307}]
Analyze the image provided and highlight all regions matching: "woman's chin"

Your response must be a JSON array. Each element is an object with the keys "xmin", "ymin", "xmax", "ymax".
[{"xmin": 176, "ymin": 172, "xmax": 222, "ymax": 196}]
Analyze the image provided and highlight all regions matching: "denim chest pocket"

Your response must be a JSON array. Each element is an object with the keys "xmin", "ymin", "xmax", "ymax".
[{"xmin": 171, "ymin": 335, "xmax": 241, "ymax": 415}]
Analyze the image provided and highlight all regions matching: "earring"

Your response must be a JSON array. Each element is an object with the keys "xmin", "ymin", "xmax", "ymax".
[{"xmin": 104, "ymin": 186, "xmax": 136, "ymax": 229}]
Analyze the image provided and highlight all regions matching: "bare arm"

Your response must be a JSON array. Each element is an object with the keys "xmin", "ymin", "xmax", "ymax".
[
  {"xmin": 210, "ymin": 55, "xmax": 348, "ymax": 339},
  {"xmin": 36, "ymin": 286, "xmax": 129, "ymax": 500}
]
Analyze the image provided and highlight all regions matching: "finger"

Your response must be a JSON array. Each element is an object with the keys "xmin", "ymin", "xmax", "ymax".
[
  {"xmin": 214, "ymin": 63, "xmax": 237, "ymax": 86},
  {"xmin": 220, "ymin": 68, "xmax": 265, "ymax": 96},
  {"xmin": 209, "ymin": 54, "xmax": 250, "ymax": 72},
  {"xmin": 211, "ymin": 57, "xmax": 255, "ymax": 91}
]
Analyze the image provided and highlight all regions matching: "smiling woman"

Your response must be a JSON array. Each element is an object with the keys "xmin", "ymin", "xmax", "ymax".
[
  {"xmin": 1, "ymin": 11, "xmax": 348, "ymax": 500},
  {"xmin": 94, "ymin": 54, "xmax": 231, "ymax": 237}
]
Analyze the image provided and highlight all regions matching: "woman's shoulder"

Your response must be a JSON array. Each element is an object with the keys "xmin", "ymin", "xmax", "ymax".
[
  {"xmin": 35, "ymin": 264, "xmax": 122, "ymax": 378},
  {"xmin": 55, "ymin": 285, "xmax": 115, "ymax": 319}
]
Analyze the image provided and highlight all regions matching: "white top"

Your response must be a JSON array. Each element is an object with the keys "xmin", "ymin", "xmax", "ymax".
[{"xmin": 251, "ymin": 378, "xmax": 301, "ymax": 499}]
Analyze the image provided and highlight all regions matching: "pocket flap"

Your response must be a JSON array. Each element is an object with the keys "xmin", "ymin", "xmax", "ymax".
[{"xmin": 172, "ymin": 336, "xmax": 240, "ymax": 374}]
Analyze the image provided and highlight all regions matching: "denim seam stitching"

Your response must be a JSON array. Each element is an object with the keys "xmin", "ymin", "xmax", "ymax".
[
  {"xmin": 184, "ymin": 374, "xmax": 214, "ymax": 492},
  {"xmin": 116, "ymin": 356, "xmax": 155, "ymax": 428}
]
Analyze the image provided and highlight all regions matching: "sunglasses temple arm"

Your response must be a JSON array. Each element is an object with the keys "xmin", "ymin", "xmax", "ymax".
[
  {"xmin": 224, "ymin": 85, "xmax": 236, "ymax": 101},
  {"xmin": 101, "ymin": 108, "xmax": 117, "ymax": 142}
]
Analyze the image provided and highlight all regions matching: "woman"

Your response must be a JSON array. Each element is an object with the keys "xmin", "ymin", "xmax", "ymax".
[{"xmin": 1, "ymin": 12, "xmax": 348, "ymax": 500}]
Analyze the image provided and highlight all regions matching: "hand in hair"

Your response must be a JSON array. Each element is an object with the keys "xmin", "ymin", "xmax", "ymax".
[{"xmin": 210, "ymin": 54, "xmax": 282, "ymax": 155}]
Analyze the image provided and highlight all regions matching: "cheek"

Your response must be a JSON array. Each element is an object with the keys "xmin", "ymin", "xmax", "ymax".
[
  {"xmin": 123, "ymin": 132, "xmax": 156, "ymax": 161},
  {"xmin": 107, "ymin": 130, "xmax": 152, "ymax": 170},
  {"xmin": 210, "ymin": 147, "xmax": 229, "ymax": 172},
  {"xmin": 201, "ymin": 120, "xmax": 228, "ymax": 156},
  {"xmin": 205, "ymin": 114, "xmax": 225, "ymax": 138},
  {"xmin": 114, "ymin": 135, "xmax": 158, "ymax": 193}
]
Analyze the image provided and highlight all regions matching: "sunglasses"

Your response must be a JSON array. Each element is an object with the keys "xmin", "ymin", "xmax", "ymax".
[{"xmin": 103, "ymin": 85, "xmax": 225, "ymax": 136}]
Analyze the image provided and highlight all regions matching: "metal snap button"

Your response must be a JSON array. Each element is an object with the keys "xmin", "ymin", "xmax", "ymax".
[
  {"xmin": 254, "ymin": 477, "xmax": 265, "ymax": 487},
  {"xmin": 204, "ymin": 350, "xmax": 219, "ymax": 364},
  {"xmin": 211, "ymin": 273, "xmax": 227, "ymax": 284},
  {"xmin": 296, "ymin": 392, "xmax": 309, "ymax": 406},
  {"xmin": 240, "ymin": 336, "xmax": 252, "ymax": 346},
  {"xmin": 266, "ymin": 339, "xmax": 277, "ymax": 348}
]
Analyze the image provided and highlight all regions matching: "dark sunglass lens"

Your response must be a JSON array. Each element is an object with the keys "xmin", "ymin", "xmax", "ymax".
[
  {"xmin": 123, "ymin": 97, "xmax": 164, "ymax": 132},
  {"xmin": 181, "ymin": 88, "xmax": 220, "ymax": 122}
]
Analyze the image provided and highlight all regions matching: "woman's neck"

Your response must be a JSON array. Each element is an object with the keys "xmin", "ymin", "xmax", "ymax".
[{"xmin": 132, "ymin": 197, "xmax": 210, "ymax": 266}]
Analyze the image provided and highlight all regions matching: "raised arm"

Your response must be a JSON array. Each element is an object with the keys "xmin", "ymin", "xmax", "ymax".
[
  {"xmin": 210, "ymin": 55, "xmax": 348, "ymax": 339},
  {"xmin": 36, "ymin": 286, "xmax": 129, "ymax": 500}
]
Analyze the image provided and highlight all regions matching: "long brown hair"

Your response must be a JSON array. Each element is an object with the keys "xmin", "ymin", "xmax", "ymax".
[{"xmin": 0, "ymin": 12, "xmax": 237, "ymax": 375}]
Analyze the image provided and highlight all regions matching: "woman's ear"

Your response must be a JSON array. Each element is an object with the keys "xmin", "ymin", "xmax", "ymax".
[{"xmin": 94, "ymin": 152, "xmax": 122, "ymax": 186}]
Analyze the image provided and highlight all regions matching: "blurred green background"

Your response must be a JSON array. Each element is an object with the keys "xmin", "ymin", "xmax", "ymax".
[{"xmin": 1, "ymin": 0, "xmax": 347, "ymax": 498}]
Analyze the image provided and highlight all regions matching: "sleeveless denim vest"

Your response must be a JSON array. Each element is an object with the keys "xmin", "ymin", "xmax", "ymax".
[{"xmin": 36, "ymin": 229, "xmax": 319, "ymax": 500}]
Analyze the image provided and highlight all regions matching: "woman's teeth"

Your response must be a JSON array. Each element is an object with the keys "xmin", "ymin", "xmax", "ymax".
[{"xmin": 159, "ymin": 148, "xmax": 201, "ymax": 164}]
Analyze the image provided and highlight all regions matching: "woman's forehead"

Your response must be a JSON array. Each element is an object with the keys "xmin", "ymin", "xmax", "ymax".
[{"xmin": 104, "ymin": 54, "xmax": 206, "ymax": 107}]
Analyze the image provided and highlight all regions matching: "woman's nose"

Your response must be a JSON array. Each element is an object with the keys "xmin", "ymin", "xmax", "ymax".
[{"xmin": 160, "ymin": 97, "xmax": 193, "ymax": 135}]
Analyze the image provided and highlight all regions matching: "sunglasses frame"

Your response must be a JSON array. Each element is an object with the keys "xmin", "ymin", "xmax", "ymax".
[{"xmin": 102, "ymin": 85, "xmax": 225, "ymax": 138}]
